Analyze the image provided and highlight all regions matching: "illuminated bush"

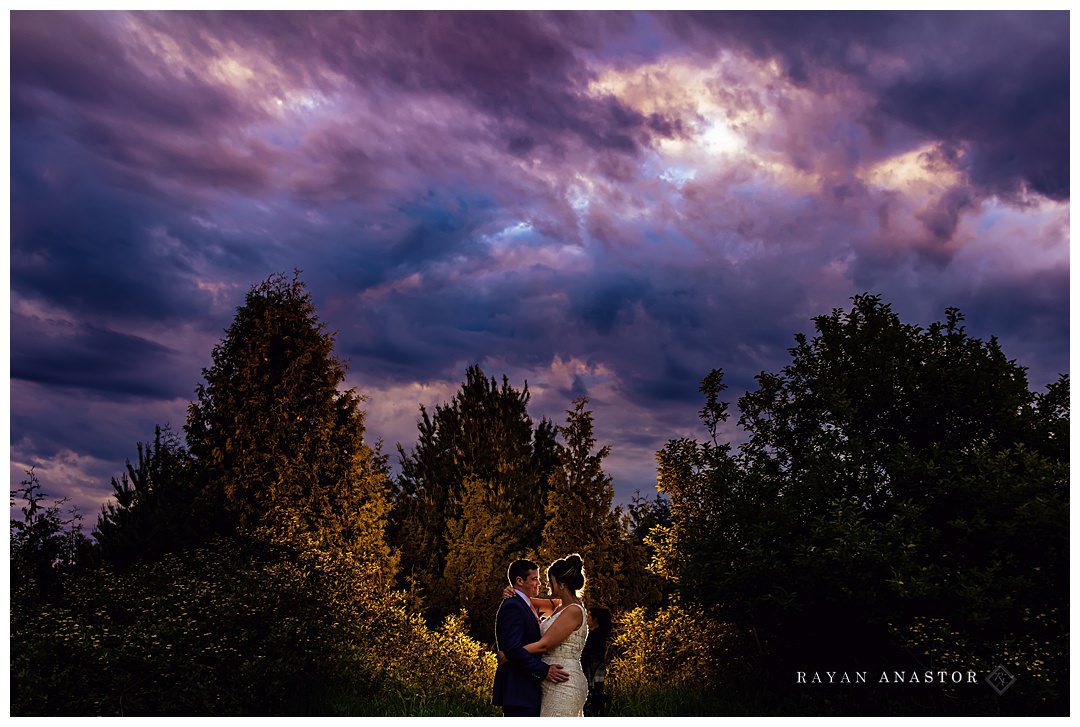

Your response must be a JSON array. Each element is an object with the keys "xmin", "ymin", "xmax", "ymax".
[
  {"xmin": 607, "ymin": 602, "xmax": 750, "ymax": 714},
  {"xmin": 11, "ymin": 535, "xmax": 495, "ymax": 716}
]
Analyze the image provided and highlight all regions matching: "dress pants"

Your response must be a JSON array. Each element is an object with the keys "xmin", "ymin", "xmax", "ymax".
[{"xmin": 503, "ymin": 704, "xmax": 540, "ymax": 717}]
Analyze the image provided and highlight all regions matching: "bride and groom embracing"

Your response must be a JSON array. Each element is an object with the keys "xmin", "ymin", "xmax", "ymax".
[{"xmin": 492, "ymin": 555, "xmax": 590, "ymax": 717}]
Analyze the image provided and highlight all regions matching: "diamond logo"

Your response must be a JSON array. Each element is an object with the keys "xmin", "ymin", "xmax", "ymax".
[{"xmin": 986, "ymin": 665, "xmax": 1016, "ymax": 695}]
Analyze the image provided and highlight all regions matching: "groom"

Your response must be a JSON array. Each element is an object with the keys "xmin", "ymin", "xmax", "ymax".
[{"xmin": 492, "ymin": 559, "xmax": 570, "ymax": 716}]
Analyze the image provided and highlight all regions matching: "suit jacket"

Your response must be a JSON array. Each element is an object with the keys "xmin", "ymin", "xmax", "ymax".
[{"xmin": 492, "ymin": 595, "xmax": 550, "ymax": 710}]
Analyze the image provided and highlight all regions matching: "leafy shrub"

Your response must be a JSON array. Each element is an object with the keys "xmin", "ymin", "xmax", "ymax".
[
  {"xmin": 11, "ymin": 535, "xmax": 496, "ymax": 716},
  {"xmin": 607, "ymin": 602, "xmax": 752, "ymax": 715}
]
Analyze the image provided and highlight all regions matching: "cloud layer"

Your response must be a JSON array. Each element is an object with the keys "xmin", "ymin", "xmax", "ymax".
[{"xmin": 10, "ymin": 11, "xmax": 1069, "ymax": 518}]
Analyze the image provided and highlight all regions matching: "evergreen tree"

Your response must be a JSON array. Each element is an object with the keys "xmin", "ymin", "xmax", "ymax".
[
  {"xmin": 624, "ymin": 490, "xmax": 671, "ymax": 547},
  {"xmin": 441, "ymin": 475, "xmax": 533, "ymax": 643},
  {"xmin": 538, "ymin": 397, "xmax": 625, "ymax": 610},
  {"xmin": 94, "ymin": 425, "xmax": 202, "ymax": 569},
  {"xmin": 184, "ymin": 271, "xmax": 395, "ymax": 583},
  {"xmin": 390, "ymin": 364, "xmax": 556, "ymax": 610}
]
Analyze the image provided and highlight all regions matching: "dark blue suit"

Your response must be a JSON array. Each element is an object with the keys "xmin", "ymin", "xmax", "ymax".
[{"xmin": 492, "ymin": 594, "xmax": 549, "ymax": 716}]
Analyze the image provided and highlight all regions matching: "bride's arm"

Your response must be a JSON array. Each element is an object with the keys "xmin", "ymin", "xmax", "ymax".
[
  {"xmin": 500, "ymin": 586, "xmax": 562, "ymax": 616},
  {"xmin": 532, "ymin": 596, "xmax": 562, "ymax": 617},
  {"xmin": 522, "ymin": 606, "xmax": 583, "ymax": 654}
]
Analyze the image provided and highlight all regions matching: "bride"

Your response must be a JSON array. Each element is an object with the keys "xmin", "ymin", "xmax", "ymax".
[{"xmin": 503, "ymin": 554, "xmax": 590, "ymax": 717}]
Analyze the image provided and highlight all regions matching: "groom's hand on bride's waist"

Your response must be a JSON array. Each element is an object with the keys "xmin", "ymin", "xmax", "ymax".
[{"xmin": 545, "ymin": 665, "xmax": 570, "ymax": 683}]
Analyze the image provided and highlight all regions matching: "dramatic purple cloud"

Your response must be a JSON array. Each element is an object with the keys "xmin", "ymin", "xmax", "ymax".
[{"xmin": 9, "ymin": 11, "xmax": 1068, "ymax": 522}]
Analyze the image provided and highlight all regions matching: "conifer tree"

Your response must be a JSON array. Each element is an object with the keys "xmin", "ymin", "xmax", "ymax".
[
  {"xmin": 440, "ymin": 475, "xmax": 533, "ymax": 643},
  {"xmin": 391, "ymin": 365, "xmax": 556, "ymax": 608},
  {"xmin": 538, "ymin": 397, "xmax": 625, "ymax": 610},
  {"xmin": 94, "ymin": 425, "xmax": 201, "ymax": 569},
  {"xmin": 184, "ymin": 271, "xmax": 395, "ymax": 583}
]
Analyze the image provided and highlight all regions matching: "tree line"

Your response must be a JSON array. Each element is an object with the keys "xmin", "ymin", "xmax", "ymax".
[
  {"xmin": 390, "ymin": 365, "xmax": 665, "ymax": 644},
  {"xmin": 10, "ymin": 272, "xmax": 1068, "ymax": 715}
]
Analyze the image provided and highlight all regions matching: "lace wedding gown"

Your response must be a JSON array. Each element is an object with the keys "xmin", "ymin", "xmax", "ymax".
[{"xmin": 540, "ymin": 603, "xmax": 589, "ymax": 717}]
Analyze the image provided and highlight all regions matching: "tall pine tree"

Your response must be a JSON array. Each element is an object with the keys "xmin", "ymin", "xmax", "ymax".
[
  {"xmin": 184, "ymin": 271, "xmax": 395, "ymax": 583},
  {"xmin": 538, "ymin": 397, "xmax": 625, "ymax": 610},
  {"xmin": 390, "ymin": 365, "xmax": 557, "ymax": 617}
]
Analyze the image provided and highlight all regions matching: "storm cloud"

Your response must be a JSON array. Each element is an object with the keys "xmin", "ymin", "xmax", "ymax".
[{"xmin": 9, "ymin": 11, "xmax": 1068, "ymax": 516}]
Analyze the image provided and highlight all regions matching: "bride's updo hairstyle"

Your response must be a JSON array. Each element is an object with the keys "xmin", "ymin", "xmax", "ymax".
[{"xmin": 547, "ymin": 553, "xmax": 586, "ymax": 596}]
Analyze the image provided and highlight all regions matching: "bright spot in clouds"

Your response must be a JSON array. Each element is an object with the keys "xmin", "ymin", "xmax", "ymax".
[{"xmin": 9, "ymin": 11, "xmax": 1068, "ymax": 512}]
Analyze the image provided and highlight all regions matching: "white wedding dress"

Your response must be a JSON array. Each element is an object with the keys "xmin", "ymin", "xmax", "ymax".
[{"xmin": 540, "ymin": 603, "xmax": 589, "ymax": 717}]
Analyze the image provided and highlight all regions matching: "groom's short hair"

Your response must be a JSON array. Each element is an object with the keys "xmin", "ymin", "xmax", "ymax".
[{"xmin": 507, "ymin": 559, "xmax": 539, "ymax": 586}]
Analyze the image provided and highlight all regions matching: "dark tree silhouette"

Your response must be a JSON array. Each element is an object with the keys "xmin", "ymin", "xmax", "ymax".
[
  {"xmin": 11, "ymin": 468, "xmax": 91, "ymax": 599},
  {"xmin": 94, "ymin": 425, "xmax": 201, "ymax": 569},
  {"xmin": 650, "ymin": 294, "xmax": 1068, "ymax": 712}
]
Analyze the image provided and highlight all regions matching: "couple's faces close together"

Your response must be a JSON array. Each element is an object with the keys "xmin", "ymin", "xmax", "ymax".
[{"xmin": 515, "ymin": 568, "xmax": 565, "ymax": 599}]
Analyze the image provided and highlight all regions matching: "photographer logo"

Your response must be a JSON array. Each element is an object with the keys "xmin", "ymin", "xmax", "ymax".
[{"xmin": 985, "ymin": 665, "xmax": 1016, "ymax": 695}]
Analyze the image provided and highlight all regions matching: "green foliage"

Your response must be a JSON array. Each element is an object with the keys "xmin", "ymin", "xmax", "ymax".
[
  {"xmin": 607, "ymin": 602, "xmax": 752, "ymax": 715},
  {"xmin": 886, "ymin": 441, "xmax": 1068, "ymax": 708},
  {"xmin": 11, "ymin": 535, "xmax": 496, "ymax": 716},
  {"xmin": 440, "ymin": 475, "xmax": 532, "ymax": 644},
  {"xmin": 649, "ymin": 294, "xmax": 1068, "ymax": 713},
  {"xmin": 12, "ymin": 272, "xmax": 496, "ymax": 716},
  {"xmin": 616, "ymin": 490, "xmax": 670, "ymax": 610},
  {"xmin": 624, "ymin": 489, "xmax": 671, "ymax": 543},
  {"xmin": 14, "ymin": 282, "xmax": 1065, "ymax": 716},
  {"xmin": 185, "ymin": 271, "xmax": 395, "ymax": 584},
  {"xmin": 391, "ymin": 364, "xmax": 557, "ymax": 627},
  {"xmin": 94, "ymin": 425, "xmax": 202, "ymax": 569},
  {"xmin": 646, "ymin": 369, "xmax": 740, "ymax": 603},
  {"xmin": 11, "ymin": 468, "xmax": 92, "ymax": 600},
  {"xmin": 538, "ymin": 397, "xmax": 627, "ymax": 610},
  {"xmin": 1033, "ymin": 373, "xmax": 1069, "ymax": 462}
]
